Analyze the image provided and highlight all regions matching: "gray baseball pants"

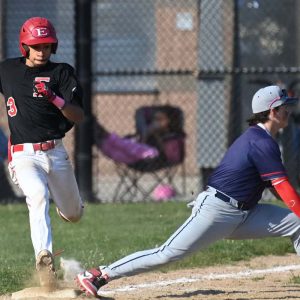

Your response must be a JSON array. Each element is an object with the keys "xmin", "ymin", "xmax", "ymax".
[{"xmin": 102, "ymin": 187, "xmax": 300, "ymax": 279}]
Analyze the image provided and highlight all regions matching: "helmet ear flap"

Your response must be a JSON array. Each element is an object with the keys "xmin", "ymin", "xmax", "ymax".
[{"xmin": 22, "ymin": 44, "xmax": 30, "ymax": 58}]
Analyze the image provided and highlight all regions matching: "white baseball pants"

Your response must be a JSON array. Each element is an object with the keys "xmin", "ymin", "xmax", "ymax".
[
  {"xmin": 10, "ymin": 140, "xmax": 83, "ymax": 257},
  {"xmin": 101, "ymin": 188, "xmax": 300, "ymax": 279}
]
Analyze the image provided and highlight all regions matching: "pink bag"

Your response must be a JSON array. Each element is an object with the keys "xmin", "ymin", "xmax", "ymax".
[{"xmin": 152, "ymin": 184, "xmax": 176, "ymax": 201}]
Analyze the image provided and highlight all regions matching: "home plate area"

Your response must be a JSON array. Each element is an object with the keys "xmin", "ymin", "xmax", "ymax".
[{"xmin": 5, "ymin": 254, "xmax": 300, "ymax": 300}]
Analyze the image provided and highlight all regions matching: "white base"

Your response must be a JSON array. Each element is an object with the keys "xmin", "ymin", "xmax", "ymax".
[{"xmin": 11, "ymin": 287, "xmax": 81, "ymax": 299}]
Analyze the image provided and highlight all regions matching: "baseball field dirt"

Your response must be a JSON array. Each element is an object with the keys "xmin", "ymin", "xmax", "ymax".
[{"xmin": 1, "ymin": 254, "xmax": 300, "ymax": 299}]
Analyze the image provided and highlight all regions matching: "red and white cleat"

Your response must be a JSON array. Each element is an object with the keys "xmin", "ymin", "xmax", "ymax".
[{"xmin": 76, "ymin": 268, "xmax": 109, "ymax": 298}]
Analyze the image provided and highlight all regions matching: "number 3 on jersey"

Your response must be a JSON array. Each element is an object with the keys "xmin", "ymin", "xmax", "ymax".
[{"xmin": 7, "ymin": 97, "xmax": 17, "ymax": 117}]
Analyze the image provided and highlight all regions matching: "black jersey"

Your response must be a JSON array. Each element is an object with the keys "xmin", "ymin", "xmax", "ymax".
[{"xmin": 0, "ymin": 57, "xmax": 83, "ymax": 144}]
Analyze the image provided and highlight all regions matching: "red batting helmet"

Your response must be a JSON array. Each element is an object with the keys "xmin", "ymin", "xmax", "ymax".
[{"xmin": 19, "ymin": 17, "xmax": 58, "ymax": 57}]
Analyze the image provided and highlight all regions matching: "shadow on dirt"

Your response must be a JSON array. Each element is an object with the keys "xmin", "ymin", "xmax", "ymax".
[{"xmin": 155, "ymin": 289, "xmax": 247, "ymax": 298}]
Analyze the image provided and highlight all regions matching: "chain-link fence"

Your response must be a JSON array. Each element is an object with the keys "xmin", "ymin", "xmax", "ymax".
[
  {"xmin": 92, "ymin": 0, "xmax": 199, "ymax": 201},
  {"xmin": 1, "ymin": 0, "xmax": 300, "ymax": 202}
]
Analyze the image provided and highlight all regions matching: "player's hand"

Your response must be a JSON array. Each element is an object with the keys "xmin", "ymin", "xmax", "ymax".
[{"xmin": 33, "ymin": 81, "xmax": 56, "ymax": 102}]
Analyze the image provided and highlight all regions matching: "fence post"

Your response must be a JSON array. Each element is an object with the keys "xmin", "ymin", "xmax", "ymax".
[
  {"xmin": 228, "ymin": 0, "xmax": 241, "ymax": 146},
  {"xmin": 75, "ymin": 0, "xmax": 95, "ymax": 201}
]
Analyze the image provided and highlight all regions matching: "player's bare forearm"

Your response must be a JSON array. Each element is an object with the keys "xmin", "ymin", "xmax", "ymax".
[{"xmin": 61, "ymin": 103, "xmax": 84, "ymax": 123}]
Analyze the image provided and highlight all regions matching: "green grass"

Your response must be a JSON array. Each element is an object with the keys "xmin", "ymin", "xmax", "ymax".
[{"xmin": 0, "ymin": 200, "xmax": 295, "ymax": 294}]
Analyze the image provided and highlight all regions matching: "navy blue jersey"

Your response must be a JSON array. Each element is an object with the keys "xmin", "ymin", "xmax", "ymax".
[
  {"xmin": 208, "ymin": 125, "xmax": 286, "ymax": 206},
  {"xmin": 0, "ymin": 57, "xmax": 83, "ymax": 144}
]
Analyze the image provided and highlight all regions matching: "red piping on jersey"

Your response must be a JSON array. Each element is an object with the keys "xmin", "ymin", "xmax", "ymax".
[
  {"xmin": 272, "ymin": 177, "xmax": 300, "ymax": 217},
  {"xmin": 261, "ymin": 171, "xmax": 285, "ymax": 177}
]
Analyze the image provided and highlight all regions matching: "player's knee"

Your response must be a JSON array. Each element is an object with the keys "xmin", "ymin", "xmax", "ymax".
[
  {"xmin": 67, "ymin": 208, "xmax": 83, "ymax": 223},
  {"xmin": 73, "ymin": 204, "xmax": 84, "ymax": 222},
  {"xmin": 66, "ymin": 215, "xmax": 81, "ymax": 223},
  {"xmin": 57, "ymin": 205, "xmax": 84, "ymax": 223}
]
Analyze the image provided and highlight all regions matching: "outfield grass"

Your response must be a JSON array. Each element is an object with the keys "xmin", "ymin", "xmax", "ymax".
[{"xmin": 0, "ymin": 200, "xmax": 295, "ymax": 294}]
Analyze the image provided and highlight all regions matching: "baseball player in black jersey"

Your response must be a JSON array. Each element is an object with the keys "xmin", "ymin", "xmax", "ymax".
[{"xmin": 0, "ymin": 17, "xmax": 84, "ymax": 289}]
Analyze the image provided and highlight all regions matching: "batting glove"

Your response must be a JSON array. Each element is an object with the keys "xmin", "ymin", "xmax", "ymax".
[
  {"xmin": 33, "ymin": 81, "xmax": 66, "ymax": 109},
  {"xmin": 34, "ymin": 81, "xmax": 56, "ymax": 102}
]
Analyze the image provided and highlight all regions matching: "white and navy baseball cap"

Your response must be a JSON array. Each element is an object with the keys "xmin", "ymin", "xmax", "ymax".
[{"xmin": 252, "ymin": 85, "xmax": 298, "ymax": 113}]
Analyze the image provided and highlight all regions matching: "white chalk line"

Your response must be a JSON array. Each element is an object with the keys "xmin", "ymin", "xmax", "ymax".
[{"xmin": 99, "ymin": 264, "xmax": 300, "ymax": 295}]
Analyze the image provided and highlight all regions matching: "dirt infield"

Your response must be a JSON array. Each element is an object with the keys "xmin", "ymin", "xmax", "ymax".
[{"xmin": 2, "ymin": 254, "xmax": 300, "ymax": 299}]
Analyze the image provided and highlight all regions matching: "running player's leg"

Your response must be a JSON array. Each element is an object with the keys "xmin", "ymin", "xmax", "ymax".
[
  {"xmin": 12, "ymin": 152, "xmax": 51, "ymax": 257},
  {"xmin": 101, "ymin": 192, "xmax": 245, "ymax": 279},
  {"xmin": 228, "ymin": 203, "xmax": 300, "ymax": 254},
  {"xmin": 47, "ymin": 142, "xmax": 83, "ymax": 223}
]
